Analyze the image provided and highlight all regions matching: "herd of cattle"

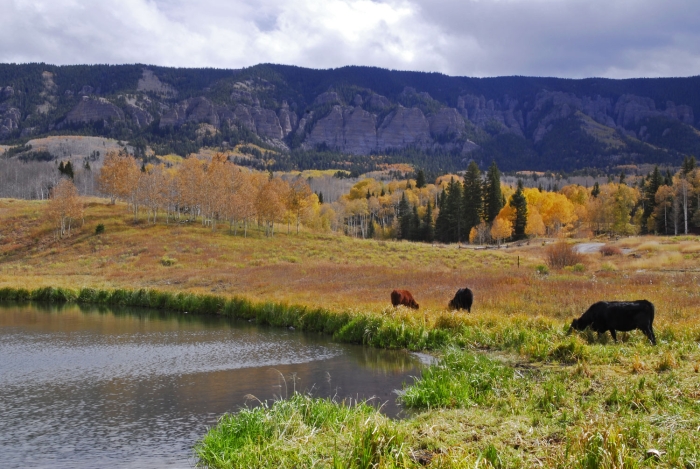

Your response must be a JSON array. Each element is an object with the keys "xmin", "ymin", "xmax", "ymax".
[{"xmin": 391, "ymin": 288, "xmax": 657, "ymax": 345}]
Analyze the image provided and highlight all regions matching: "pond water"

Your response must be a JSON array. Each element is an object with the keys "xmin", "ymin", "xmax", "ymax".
[{"xmin": 0, "ymin": 303, "xmax": 424, "ymax": 469}]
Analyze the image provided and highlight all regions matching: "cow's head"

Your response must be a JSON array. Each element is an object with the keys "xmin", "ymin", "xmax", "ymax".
[
  {"xmin": 448, "ymin": 299, "xmax": 456, "ymax": 310},
  {"xmin": 568, "ymin": 318, "xmax": 581, "ymax": 334},
  {"xmin": 410, "ymin": 300, "xmax": 419, "ymax": 309}
]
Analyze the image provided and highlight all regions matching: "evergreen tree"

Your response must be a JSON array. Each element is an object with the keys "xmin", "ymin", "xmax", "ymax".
[
  {"xmin": 64, "ymin": 161, "xmax": 74, "ymax": 179},
  {"xmin": 415, "ymin": 169, "xmax": 426, "ymax": 189},
  {"xmin": 318, "ymin": 191, "xmax": 324, "ymax": 204},
  {"xmin": 434, "ymin": 189, "xmax": 448, "ymax": 241},
  {"xmin": 642, "ymin": 166, "xmax": 663, "ymax": 231},
  {"xmin": 619, "ymin": 171, "xmax": 626, "ymax": 185},
  {"xmin": 462, "ymin": 161, "xmax": 483, "ymax": 235},
  {"xmin": 58, "ymin": 161, "xmax": 65, "ymax": 175},
  {"xmin": 440, "ymin": 178, "xmax": 463, "ymax": 242},
  {"xmin": 410, "ymin": 205, "xmax": 421, "ymax": 241},
  {"xmin": 422, "ymin": 201, "xmax": 434, "ymax": 243},
  {"xmin": 591, "ymin": 181, "xmax": 600, "ymax": 198},
  {"xmin": 510, "ymin": 179, "xmax": 528, "ymax": 239},
  {"xmin": 367, "ymin": 216, "xmax": 375, "ymax": 239},
  {"xmin": 682, "ymin": 156, "xmax": 696, "ymax": 175},
  {"xmin": 483, "ymin": 161, "xmax": 503, "ymax": 223},
  {"xmin": 664, "ymin": 170, "xmax": 673, "ymax": 186},
  {"xmin": 397, "ymin": 192, "xmax": 411, "ymax": 239}
]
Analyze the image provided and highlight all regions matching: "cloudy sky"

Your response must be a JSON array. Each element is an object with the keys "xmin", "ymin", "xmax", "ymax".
[{"xmin": 2, "ymin": 0, "xmax": 699, "ymax": 78}]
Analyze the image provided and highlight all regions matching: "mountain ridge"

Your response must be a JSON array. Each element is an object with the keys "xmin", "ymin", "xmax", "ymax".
[{"xmin": 2, "ymin": 63, "xmax": 700, "ymax": 172}]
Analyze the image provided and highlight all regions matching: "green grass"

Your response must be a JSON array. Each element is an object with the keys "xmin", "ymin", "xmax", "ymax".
[{"xmin": 2, "ymin": 286, "xmax": 699, "ymax": 468}]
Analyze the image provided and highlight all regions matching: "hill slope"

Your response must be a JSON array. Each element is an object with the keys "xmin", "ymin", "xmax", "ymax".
[{"xmin": 2, "ymin": 63, "xmax": 700, "ymax": 172}]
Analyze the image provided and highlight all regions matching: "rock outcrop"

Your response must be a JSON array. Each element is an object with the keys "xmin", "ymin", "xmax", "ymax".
[
  {"xmin": 160, "ymin": 97, "xmax": 219, "ymax": 128},
  {"xmin": 137, "ymin": 69, "xmax": 177, "ymax": 98},
  {"xmin": 614, "ymin": 94, "xmax": 694, "ymax": 128},
  {"xmin": 458, "ymin": 94, "xmax": 524, "ymax": 136},
  {"xmin": 0, "ymin": 104, "xmax": 21, "ymax": 138},
  {"xmin": 126, "ymin": 104, "xmax": 154, "ymax": 128},
  {"xmin": 377, "ymin": 106, "xmax": 431, "ymax": 150},
  {"xmin": 429, "ymin": 108, "xmax": 465, "ymax": 138},
  {"xmin": 251, "ymin": 107, "xmax": 284, "ymax": 140},
  {"xmin": 2, "ymin": 86, "xmax": 15, "ymax": 100},
  {"xmin": 64, "ymin": 97, "xmax": 124, "ymax": 125}
]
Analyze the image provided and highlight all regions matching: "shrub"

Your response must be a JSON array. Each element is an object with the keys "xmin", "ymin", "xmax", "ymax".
[
  {"xmin": 535, "ymin": 264, "xmax": 549, "ymax": 275},
  {"xmin": 160, "ymin": 255, "xmax": 177, "ymax": 266},
  {"xmin": 573, "ymin": 263, "xmax": 586, "ymax": 272},
  {"xmin": 545, "ymin": 242, "xmax": 583, "ymax": 269},
  {"xmin": 95, "ymin": 224, "xmax": 105, "ymax": 235},
  {"xmin": 600, "ymin": 244, "xmax": 622, "ymax": 256}
]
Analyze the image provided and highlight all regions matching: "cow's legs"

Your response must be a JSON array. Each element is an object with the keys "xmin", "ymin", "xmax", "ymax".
[
  {"xmin": 645, "ymin": 326, "xmax": 657, "ymax": 345},
  {"xmin": 609, "ymin": 330, "xmax": 617, "ymax": 342}
]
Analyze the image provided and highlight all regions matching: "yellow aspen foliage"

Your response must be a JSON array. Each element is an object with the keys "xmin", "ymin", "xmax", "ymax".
[
  {"xmin": 525, "ymin": 206, "xmax": 546, "ymax": 238},
  {"xmin": 490, "ymin": 217, "xmax": 513, "ymax": 245},
  {"xmin": 46, "ymin": 179, "xmax": 84, "ymax": 239}
]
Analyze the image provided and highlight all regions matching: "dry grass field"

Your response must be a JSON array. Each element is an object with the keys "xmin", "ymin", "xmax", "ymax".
[{"xmin": 2, "ymin": 197, "xmax": 700, "ymax": 468}]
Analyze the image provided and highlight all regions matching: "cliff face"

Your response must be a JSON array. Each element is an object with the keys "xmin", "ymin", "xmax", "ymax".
[
  {"xmin": 2, "ymin": 64, "xmax": 700, "ymax": 171},
  {"xmin": 63, "ymin": 97, "xmax": 124, "ymax": 126}
]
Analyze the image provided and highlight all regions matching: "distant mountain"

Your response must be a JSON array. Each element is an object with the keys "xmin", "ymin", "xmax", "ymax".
[{"xmin": 2, "ymin": 63, "xmax": 700, "ymax": 173}]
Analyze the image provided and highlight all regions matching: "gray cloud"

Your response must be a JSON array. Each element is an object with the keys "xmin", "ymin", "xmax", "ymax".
[{"xmin": 1, "ymin": 0, "xmax": 699, "ymax": 78}]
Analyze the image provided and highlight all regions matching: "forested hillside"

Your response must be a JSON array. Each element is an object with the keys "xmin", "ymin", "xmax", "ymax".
[{"xmin": 2, "ymin": 63, "xmax": 700, "ymax": 173}]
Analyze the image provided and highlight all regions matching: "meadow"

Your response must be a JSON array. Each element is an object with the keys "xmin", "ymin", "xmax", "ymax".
[{"xmin": 1, "ymin": 197, "xmax": 700, "ymax": 468}]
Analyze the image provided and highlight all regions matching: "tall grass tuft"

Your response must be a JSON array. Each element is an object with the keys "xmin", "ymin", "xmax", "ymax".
[
  {"xmin": 194, "ymin": 393, "xmax": 411, "ymax": 469},
  {"xmin": 400, "ymin": 348, "xmax": 514, "ymax": 409}
]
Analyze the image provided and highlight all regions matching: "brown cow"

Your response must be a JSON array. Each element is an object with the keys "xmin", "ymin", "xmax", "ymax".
[{"xmin": 391, "ymin": 289, "xmax": 419, "ymax": 309}]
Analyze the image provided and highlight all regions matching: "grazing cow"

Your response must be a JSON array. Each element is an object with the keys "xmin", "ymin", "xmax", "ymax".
[
  {"xmin": 391, "ymin": 290, "xmax": 419, "ymax": 309},
  {"xmin": 569, "ymin": 300, "xmax": 656, "ymax": 345},
  {"xmin": 448, "ymin": 288, "xmax": 473, "ymax": 312}
]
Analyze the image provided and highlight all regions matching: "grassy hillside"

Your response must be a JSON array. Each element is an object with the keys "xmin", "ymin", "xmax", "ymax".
[{"xmin": 1, "ymin": 197, "xmax": 700, "ymax": 467}]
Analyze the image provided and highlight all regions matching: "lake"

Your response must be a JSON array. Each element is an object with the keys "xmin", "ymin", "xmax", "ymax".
[{"xmin": 0, "ymin": 303, "xmax": 424, "ymax": 469}]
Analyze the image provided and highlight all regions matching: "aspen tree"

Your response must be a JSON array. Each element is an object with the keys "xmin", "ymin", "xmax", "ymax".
[{"xmin": 47, "ymin": 179, "xmax": 83, "ymax": 239}]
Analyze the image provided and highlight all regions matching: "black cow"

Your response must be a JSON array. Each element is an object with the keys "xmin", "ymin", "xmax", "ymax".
[
  {"xmin": 569, "ymin": 300, "xmax": 656, "ymax": 345},
  {"xmin": 448, "ymin": 288, "xmax": 473, "ymax": 312}
]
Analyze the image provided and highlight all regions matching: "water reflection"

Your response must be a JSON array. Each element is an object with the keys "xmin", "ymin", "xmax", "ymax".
[{"xmin": 0, "ymin": 303, "xmax": 422, "ymax": 469}]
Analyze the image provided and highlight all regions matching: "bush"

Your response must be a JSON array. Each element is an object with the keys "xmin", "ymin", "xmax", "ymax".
[
  {"xmin": 545, "ymin": 242, "xmax": 583, "ymax": 269},
  {"xmin": 95, "ymin": 224, "xmax": 105, "ymax": 235},
  {"xmin": 535, "ymin": 264, "xmax": 549, "ymax": 275},
  {"xmin": 573, "ymin": 263, "xmax": 586, "ymax": 272},
  {"xmin": 600, "ymin": 245, "xmax": 622, "ymax": 256},
  {"xmin": 160, "ymin": 255, "xmax": 177, "ymax": 266}
]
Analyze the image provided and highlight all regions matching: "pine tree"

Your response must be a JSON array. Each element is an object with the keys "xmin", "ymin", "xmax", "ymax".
[
  {"xmin": 682, "ymin": 156, "xmax": 696, "ymax": 175},
  {"xmin": 318, "ymin": 191, "xmax": 324, "ymax": 204},
  {"xmin": 422, "ymin": 202, "xmax": 434, "ymax": 243},
  {"xmin": 511, "ymin": 179, "xmax": 528, "ymax": 240},
  {"xmin": 434, "ymin": 189, "xmax": 448, "ymax": 242},
  {"xmin": 591, "ymin": 182, "xmax": 600, "ymax": 198},
  {"xmin": 410, "ymin": 205, "xmax": 421, "ymax": 241},
  {"xmin": 415, "ymin": 169, "xmax": 426, "ymax": 189},
  {"xmin": 367, "ymin": 216, "xmax": 375, "ymax": 238},
  {"xmin": 397, "ymin": 192, "xmax": 411, "ymax": 239},
  {"xmin": 64, "ymin": 161, "xmax": 74, "ymax": 179},
  {"xmin": 642, "ymin": 166, "xmax": 663, "ymax": 231},
  {"xmin": 462, "ymin": 161, "xmax": 483, "ymax": 235},
  {"xmin": 442, "ymin": 178, "xmax": 464, "ymax": 242},
  {"xmin": 664, "ymin": 170, "xmax": 673, "ymax": 186},
  {"xmin": 58, "ymin": 161, "xmax": 65, "ymax": 176},
  {"xmin": 483, "ymin": 161, "xmax": 503, "ymax": 223}
]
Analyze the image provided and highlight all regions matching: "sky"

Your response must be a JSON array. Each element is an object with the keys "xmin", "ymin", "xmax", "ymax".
[{"xmin": 2, "ymin": 0, "xmax": 700, "ymax": 79}]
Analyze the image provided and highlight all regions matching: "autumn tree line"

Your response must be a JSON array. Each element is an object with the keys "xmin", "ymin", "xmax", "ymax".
[
  {"xmin": 334, "ymin": 157, "xmax": 700, "ymax": 243},
  {"xmin": 43, "ymin": 149, "xmax": 700, "ymax": 243}
]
